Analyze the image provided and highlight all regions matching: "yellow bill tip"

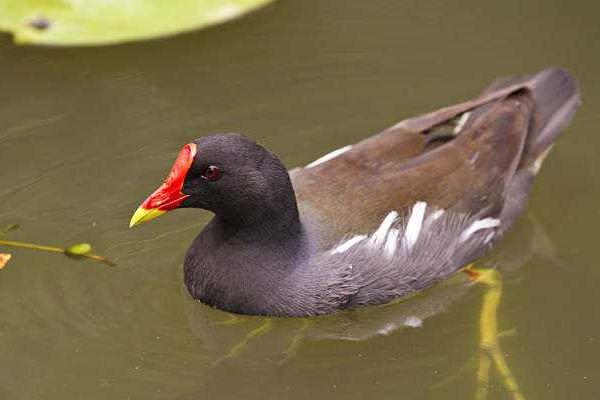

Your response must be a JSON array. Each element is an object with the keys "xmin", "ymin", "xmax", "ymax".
[{"xmin": 129, "ymin": 206, "xmax": 166, "ymax": 228}]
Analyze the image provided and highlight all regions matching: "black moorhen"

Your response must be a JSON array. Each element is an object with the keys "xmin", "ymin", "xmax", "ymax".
[{"xmin": 130, "ymin": 67, "xmax": 580, "ymax": 317}]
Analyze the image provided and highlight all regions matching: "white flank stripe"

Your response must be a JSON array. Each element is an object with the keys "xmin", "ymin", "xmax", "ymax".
[
  {"xmin": 305, "ymin": 145, "xmax": 352, "ymax": 169},
  {"xmin": 331, "ymin": 235, "xmax": 367, "ymax": 254},
  {"xmin": 460, "ymin": 218, "xmax": 500, "ymax": 242},
  {"xmin": 429, "ymin": 209, "xmax": 445, "ymax": 222},
  {"xmin": 370, "ymin": 211, "xmax": 398, "ymax": 247},
  {"xmin": 384, "ymin": 228, "xmax": 400, "ymax": 259},
  {"xmin": 453, "ymin": 112, "xmax": 471, "ymax": 134},
  {"xmin": 404, "ymin": 201, "xmax": 427, "ymax": 250}
]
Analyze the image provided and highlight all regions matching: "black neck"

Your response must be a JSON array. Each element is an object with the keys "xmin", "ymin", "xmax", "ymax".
[
  {"xmin": 211, "ymin": 163, "xmax": 305, "ymax": 246},
  {"xmin": 212, "ymin": 196, "xmax": 306, "ymax": 254}
]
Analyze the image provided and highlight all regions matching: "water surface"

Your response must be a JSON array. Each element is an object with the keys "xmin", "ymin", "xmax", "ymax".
[{"xmin": 1, "ymin": 1, "xmax": 599, "ymax": 399}]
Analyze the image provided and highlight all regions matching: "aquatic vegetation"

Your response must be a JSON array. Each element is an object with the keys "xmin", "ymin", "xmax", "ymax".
[
  {"xmin": 0, "ymin": 0, "xmax": 275, "ymax": 46},
  {"xmin": 0, "ymin": 224, "xmax": 115, "ymax": 267}
]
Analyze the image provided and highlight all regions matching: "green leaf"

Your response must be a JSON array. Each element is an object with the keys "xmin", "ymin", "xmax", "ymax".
[
  {"xmin": 0, "ymin": 0, "xmax": 274, "ymax": 46},
  {"xmin": 65, "ymin": 242, "xmax": 92, "ymax": 256}
]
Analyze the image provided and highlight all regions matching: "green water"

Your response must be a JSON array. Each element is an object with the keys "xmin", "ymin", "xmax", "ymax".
[{"xmin": 1, "ymin": 1, "xmax": 599, "ymax": 399}]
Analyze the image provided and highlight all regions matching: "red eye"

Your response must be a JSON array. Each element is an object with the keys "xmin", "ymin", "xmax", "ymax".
[{"xmin": 202, "ymin": 165, "xmax": 221, "ymax": 181}]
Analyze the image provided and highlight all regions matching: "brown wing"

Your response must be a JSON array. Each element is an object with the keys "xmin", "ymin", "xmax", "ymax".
[{"xmin": 290, "ymin": 77, "xmax": 537, "ymax": 248}]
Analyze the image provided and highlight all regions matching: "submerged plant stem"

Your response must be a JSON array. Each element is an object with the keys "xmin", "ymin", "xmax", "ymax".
[{"xmin": 0, "ymin": 239, "xmax": 64, "ymax": 253}]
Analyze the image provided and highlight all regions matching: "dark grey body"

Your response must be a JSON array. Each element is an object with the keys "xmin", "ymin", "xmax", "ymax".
[{"xmin": 183, "ymin": 68, "xmax": 580, "ymax": 316}]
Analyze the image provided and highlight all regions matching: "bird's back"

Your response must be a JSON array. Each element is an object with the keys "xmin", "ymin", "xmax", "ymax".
[{"xmin": 289, "ymin": 67, "xmax": 580, "ymax": 309}]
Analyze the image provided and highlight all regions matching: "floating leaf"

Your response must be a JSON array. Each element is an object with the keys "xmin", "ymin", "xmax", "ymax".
[
  {"xmin": 0, "ymin": 253, "xmax": 12, "ymax": 269},
  {"xmin": 0, "ymin": 0, "xmax": 275, "ymax": 46},
  {"xmin": 65, "ymin": 242, "xmax": 92, "ymax": 256}
]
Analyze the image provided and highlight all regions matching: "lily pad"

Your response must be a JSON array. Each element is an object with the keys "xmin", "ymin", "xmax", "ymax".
[{"xmin": 0, "ymin": 0, "xmax": 275, "ymax": 46}]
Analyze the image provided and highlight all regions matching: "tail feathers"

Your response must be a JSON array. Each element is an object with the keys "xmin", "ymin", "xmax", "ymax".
[
  {"xmin": 484, "ymin": 67, "xmax": 581, "ymax": 163},
  {"xmin": 526, "ymin": 67, "xmax": 581, "ymax": 160},
  {"xmin": 489, "ymin": 68, "xmax": 580, "ymax": 230}
]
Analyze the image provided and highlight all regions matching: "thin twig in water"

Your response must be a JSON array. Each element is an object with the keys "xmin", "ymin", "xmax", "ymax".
[{"xmin": 0, "ymin": 239, "xmax": 116, "ymax": 267}]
